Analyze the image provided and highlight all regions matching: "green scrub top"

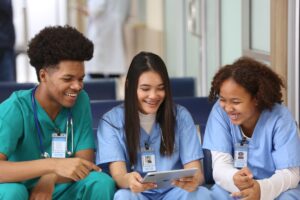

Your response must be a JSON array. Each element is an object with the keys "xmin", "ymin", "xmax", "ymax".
[{"xmin": 0, "ymin": 88, "xmax": 95, "ymax": 188}]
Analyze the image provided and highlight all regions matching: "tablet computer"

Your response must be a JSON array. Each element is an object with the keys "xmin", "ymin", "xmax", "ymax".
[{"xmin": 142, "ymin": 168, "xmax": 198, "ymax": 188}]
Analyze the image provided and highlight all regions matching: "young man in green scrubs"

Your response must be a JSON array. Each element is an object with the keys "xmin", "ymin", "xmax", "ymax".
[{"xmin": 0, "ymin": 26, "xmax": 115, "ymax": 199}]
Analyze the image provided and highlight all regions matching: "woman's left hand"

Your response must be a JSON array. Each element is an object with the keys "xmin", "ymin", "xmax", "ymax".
[
  {"xmin": 172, "ymin": 174, "xmax": 200, "ymax": 192},
  {"xmin": 173, "ymin": 161, "xmax": 204, "ymax": 192}
]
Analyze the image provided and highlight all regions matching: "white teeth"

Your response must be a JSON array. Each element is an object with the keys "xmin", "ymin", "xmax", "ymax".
[
  {"xmin": 231, "ymin": 114, "xmax": 238, "ymax": 120},
  {"xmin": 66, "ymin": 93, "xmax": 77, "ymax": 97},
  {"xmin": 145, "ymin": 101, "xmax": 157, "ymax": 105}
]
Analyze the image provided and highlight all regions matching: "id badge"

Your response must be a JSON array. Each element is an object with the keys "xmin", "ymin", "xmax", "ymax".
[
  {"xmin": 52, "ymin": 133, "xmax": 67, "ymax": 158},
  {"xmin": 141, "ymin": 147, "xmax": 156, "ymax": 173},
  {"xmin": 234, "ymin": 143, "xmax": 248, "ymax": 169}
]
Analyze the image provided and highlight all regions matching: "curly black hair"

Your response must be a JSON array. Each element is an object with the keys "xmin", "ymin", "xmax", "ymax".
[
  {"xmin": 27, "ymin": 25, "xmax": 93, "ymax": 81},
  {"xmin": 209, "ymin": 57, "xmax": 285, "ymax": 111}
]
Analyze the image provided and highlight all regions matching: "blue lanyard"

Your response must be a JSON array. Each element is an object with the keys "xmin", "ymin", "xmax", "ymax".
[{"xmin": 31, "ymin": 86, "xmax": 72, "ymax": 158}]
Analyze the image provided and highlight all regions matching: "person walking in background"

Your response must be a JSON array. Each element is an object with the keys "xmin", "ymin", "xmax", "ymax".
[
  {"xmin": 0, "ymin": 25, "xmax": 115, "ymax": 200},
  {"xmin": 85, "ymin": 0, "xmax": 130, "ymax": 79},
  {"xmin": 96, "ymin": 51, "xmax": 213, "ymax": 200},
  {"xmin": 203, "ymin": 57, "xmax": 300, "ymax": 200},
  {"xmin": 0, "ymin": 0, "xmax": 15, "ymax": 82}
]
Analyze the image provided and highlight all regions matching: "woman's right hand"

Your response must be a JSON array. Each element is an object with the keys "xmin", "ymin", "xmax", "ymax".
[
  {"xmin": 52, "ymin": 157, "xmax": 100, "ymax": 181},
  {"xmin": 127, "ymin": 172, "xmax": 157, "ymax": 193}
]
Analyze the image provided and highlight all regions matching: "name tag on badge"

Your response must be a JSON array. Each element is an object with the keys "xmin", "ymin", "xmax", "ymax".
[
  {"xmin": 234, "ymin": 143, "xmax": 248, "ymax": 169},
  {"xmin": 141, "ymin": 148, "xmax": 156, "ymax": 173},
  {"xmin": 52, "ymin": 133, "xmax": 67, "ymax": 158}
]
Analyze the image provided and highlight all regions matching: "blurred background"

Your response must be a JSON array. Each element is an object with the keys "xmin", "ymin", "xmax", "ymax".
[{"xmin": 7, "ymin": 0, "xmax": 300, "ymax": 122}]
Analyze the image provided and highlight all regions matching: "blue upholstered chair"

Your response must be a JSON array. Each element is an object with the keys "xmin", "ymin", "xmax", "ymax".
[
  {"xmin": 170, "ymin": 77, "xmax": 195, "ymax": 97},
  {"xmin": 0, "ymin": 82, "xmax": 36, "ymax": 103},
  {"xmin": 84, "ymin": 79, "xmax": 116, "ymax": 100}
]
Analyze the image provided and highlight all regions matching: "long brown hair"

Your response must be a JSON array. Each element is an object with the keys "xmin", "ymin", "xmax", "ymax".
[{"xmin": 124, "ymin": 52, "xmax": 176, "ymax": 166}]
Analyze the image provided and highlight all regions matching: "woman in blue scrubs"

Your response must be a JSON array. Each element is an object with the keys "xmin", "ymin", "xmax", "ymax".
[
  {"xmin": 96, "ymin": 52, "xmax": 212, "ymax": 200},
  {"xmin": 203, "ymin": 57, "xmax": 300, "ymax": 200},
  {"xmin": 0, "ymin": 26, "xmax": 115, "ymax": 199}
]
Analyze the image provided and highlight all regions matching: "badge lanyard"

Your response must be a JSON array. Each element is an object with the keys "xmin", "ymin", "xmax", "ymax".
[
  {"xmin": 141, "ymin": 138, "xmax": 156, "ymax": 173},
  {"xmin": 140, "ymin": 128, "xmax": 167, "ymax": 173},
  {"xmin": 31, "ymin": 87, "xmax": 74, "ymax": 158},
  {"xmin": 234, "ymin": 136, "xmax": 248, "ymax": 169}
]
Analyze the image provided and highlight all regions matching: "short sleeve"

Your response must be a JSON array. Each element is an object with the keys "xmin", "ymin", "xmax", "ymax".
[
  {"xmin": 176, "ymin": 105, "xmax": 204, "ymax": 164},
  {"xmin": 96, "ymin": 108, "xmax": 127, "ymax": 165},
  {"xmin": 202, "ymin": 102, "xmax": 234, "ymax": 153},
  {"xmin": 0, "ymin": 99, "xmax": 24, "ymax": 157},
  {"xmin": 271, "ymin": 110, "xmax": 300, "ymax": 169}
]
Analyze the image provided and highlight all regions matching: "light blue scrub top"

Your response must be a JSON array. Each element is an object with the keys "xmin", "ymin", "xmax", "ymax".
[
  {"xmin": 96, "ymin": 104, "xmax": 203, "ymax": 177},
  {"xmin": 0, "ymin": 88, "xmax": 95, "ymax": 188},
  {"xmin": 203, "ymin": 101, "xmax": 300, "ymax": 179}
]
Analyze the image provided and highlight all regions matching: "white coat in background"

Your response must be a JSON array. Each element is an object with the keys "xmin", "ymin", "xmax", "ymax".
[{"xmin": 86, "ymin": 0, "xmax": 130, "ymax": 75}]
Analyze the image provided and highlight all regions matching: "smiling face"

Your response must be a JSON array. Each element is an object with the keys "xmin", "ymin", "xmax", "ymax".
[
  {"xmin": 39, "ymin": 60, "xmax": 85, "ymax": 110},
  {"xmin": 137, "ymin": 71, "xmax": 166, "ymax": 114},
  {"xmin": 219, "ymin": 78, "xmax": 260, "ymax": 131}
]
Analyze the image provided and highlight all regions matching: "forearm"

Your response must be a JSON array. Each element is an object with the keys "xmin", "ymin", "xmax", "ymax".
[
  {"xmin": 258, "ymin": 167, "xmax": 300, "ymax": 200},
  {"xmin": 75, "ymin": 149, "xmax": 95, "ymax": 163},
  {"xmin": 0, "ymin": 159, "xmax": 55, "ymax": 183},
  {"xmin": 184, "ymin": 160, "xmax": 205, "ymax": 185},
  {"xmin": 211, "ymin": 151, "xmax": 239, "ymax": 192},
  {"xmin": 39, "ymin": 173, "xmax": 72, "ymax": 184},
  {"xmin": 109, "ymin": 161, "xmax": 133, "ymax": 189},
  {"xmin": 112, "ymin": 173, "xmax": 132, "ymax": 189}
]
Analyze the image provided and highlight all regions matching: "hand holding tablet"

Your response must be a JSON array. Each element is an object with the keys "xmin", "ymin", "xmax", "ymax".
[{"xmin": 142, "ymin": 168, "xmax": 198, "ymax": 188}]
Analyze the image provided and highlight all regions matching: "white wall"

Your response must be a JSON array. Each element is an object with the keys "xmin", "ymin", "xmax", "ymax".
[
  {"xmin": 221, "ymin": 0, "xmax": 242, "ymax": 65},
  {"xmin": 13, "ymin": 0, "xmax": 67, "ymax": 83}
]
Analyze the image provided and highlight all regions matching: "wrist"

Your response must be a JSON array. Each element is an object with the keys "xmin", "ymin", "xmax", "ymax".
[
  {"xmin": 254, "ymin": 180, "xmax": 261, "ymax": 200},
  {"xmin": 124, "ymin": 172, "xmax": 133, "ymax": 188},
  {"xmin": 42, "ymin": 173, "xmax": 58, "ymax": 183},
  {"xmin": 49, "ymin": 158, "xmax": 59, "ymax": 174}
]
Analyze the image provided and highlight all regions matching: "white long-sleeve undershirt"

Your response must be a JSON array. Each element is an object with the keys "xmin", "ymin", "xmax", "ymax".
[{"xmin": 211, "ymin": 151, "xmax": 300, "ymax": 200}]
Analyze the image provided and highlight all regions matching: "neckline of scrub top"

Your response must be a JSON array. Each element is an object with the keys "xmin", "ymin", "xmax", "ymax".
[{"xmin": 33, "ymin": 97, "xmax": 69, "ymax": 132}]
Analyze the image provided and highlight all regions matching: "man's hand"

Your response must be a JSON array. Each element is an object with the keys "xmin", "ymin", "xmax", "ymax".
[
  {"xmin": 29, "ymin": 173, "xmax": 57, "ymax": 200},
  {"xmin": 53, "ymin": 157, "xmax": 100, "ymax": 181}
]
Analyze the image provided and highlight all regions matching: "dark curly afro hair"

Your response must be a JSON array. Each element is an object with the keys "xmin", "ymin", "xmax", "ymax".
[
  {"xmin": 27, "ymin": 25, "xmax": 93, "ymax": 81},
  {"xmin": 209, "ymin": 57, "xmax": 285, "ymax": 111}
]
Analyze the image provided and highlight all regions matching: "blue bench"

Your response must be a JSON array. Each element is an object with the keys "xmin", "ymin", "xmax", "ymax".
[
  {"xmin": 84, "ymin": 77, "xmax": 195, "ymax": 101},
  {"xmin": 0, "ymin": 77, "xmax": 194, "ymax": 102},
  {"xmin": 84, "ymin": 79, "xmax": 116, "ymax": 100},
  {"xmin": 90, "ymin": 97, "xmax": 215, "ymax": 184},
  {"xmin": 0, "ymin": 82, "xmax": 36, "ymax": 103},
  {"xmin": 0, "ymin": 80, "xmax": 116, "ymax": 103},
  {"xmin": 170, "ymin": 77, "xmax": 195, "ymax": 97}
]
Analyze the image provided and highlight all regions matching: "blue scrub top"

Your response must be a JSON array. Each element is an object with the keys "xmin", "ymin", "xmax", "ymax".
[
  {"xmin": 203, "ymin": 101, "xmax": 300, "ymax": 179},
  {"xmin": 0, "ymin": 88, "xmax": 95, "ymax": 188},
  {"xmin": 96, "ymin": 104, "xmax": 203, "ymax": 176}
]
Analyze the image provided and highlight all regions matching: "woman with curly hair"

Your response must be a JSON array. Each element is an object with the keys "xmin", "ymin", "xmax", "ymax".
[
  {"xmin": 203, "ymin": 57, "xmax": 300, "ymax": 199},
  {"xmin": 0, "ymin": 25, "xmax": 115, "ymax": 199}
]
